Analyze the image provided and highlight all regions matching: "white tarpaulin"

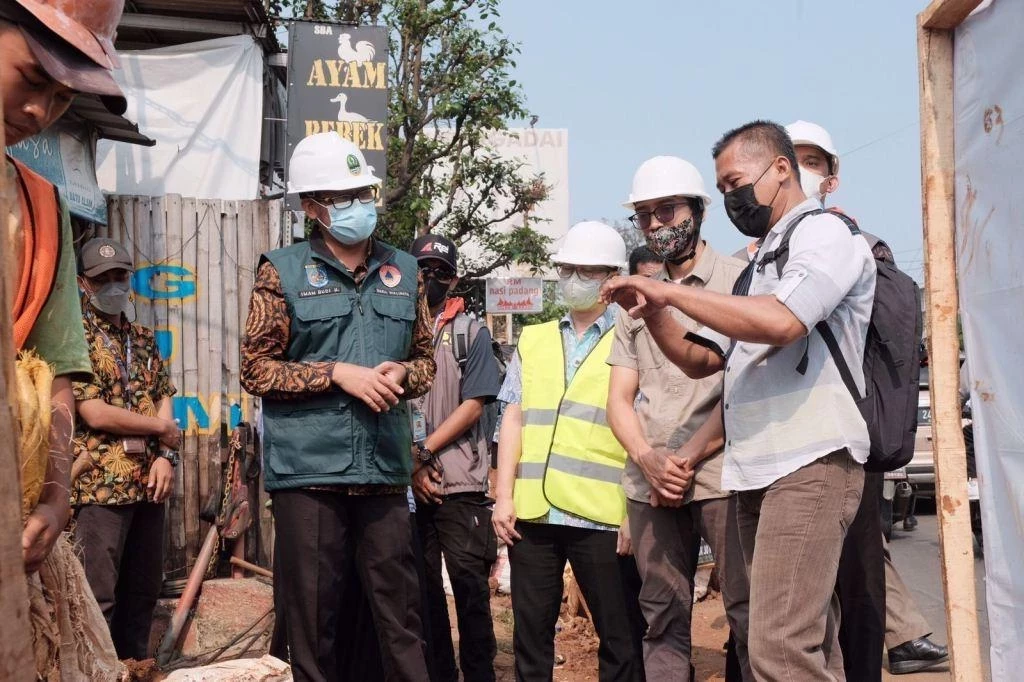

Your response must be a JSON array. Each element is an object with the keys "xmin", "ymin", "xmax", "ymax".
[
  {"xmin": 954, "ymin": 1, "xmax": 1024, "ymax": 678},
  {"xmin": 96, "ymin": 35, "xmax": 263, "ymax": 200}
]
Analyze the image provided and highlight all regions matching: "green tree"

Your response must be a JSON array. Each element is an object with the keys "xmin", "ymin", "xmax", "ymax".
[{"xmin": 274, "ymin": 0, "xmax": 552, "ymax": 279}]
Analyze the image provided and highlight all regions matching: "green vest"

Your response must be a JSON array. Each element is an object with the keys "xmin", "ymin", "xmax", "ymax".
[{"xmin": 261, "ymin": 239, "xmax": 419, "ymax": 491}]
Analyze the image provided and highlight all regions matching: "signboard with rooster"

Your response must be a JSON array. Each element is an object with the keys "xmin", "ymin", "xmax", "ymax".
[{"xmin": 285, "ymin": 22, "xmax": 388, "ymax": 210}]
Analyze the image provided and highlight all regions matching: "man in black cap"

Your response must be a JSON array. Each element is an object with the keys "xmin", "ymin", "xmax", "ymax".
[
  {"xmin": 408, "ymin": 233, "xmax": 502, "ymax": 682},
  {"xmin": 72, "ymin": 237, "xmax": 180, "ymax": 660}
]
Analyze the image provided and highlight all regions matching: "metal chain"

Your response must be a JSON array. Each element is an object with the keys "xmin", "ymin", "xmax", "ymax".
[{"xmin": 204, "ymin": 438, "xmax": 238, "ymax": 579}]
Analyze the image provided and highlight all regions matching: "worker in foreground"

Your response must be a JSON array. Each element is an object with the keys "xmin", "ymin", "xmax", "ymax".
[
  {"xmin": 493, "ymin": 220, "xmax": 641, "ymax": 682},
  {"xmin": 241, "ymin": 132, "xmax": 436, "ymax": 682},
  {"xmin": 2, "ymin": 0, "xmax": 129, "ymax": 677}
]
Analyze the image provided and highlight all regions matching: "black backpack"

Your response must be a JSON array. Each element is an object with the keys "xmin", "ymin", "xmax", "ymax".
[
  {"xmin": 449, "ymin": 315, "xmax": 506, "ymax": 445},
  {"xmin": 754, "ymin": 208, "xmax": 923, "ymax": 472}
]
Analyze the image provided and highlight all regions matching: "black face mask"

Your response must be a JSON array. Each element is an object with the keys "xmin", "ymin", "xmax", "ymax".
[
  {"xmin": 425, "ymin": 277, "xmax": 450, "ymax": 308},
  {"xmin": 723, "ymin": 162, "xmax": 781, "ymax": 239}
]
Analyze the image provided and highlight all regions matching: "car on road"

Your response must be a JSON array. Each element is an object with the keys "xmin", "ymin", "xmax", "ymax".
[{"xmin": 908, "ymin": 390, "xmax": 935, "ymax": 498}]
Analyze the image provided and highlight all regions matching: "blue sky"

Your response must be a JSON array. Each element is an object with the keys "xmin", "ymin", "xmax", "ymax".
[{"xmin": 498, "ymin": 0, "xmax": 927, "ymax": 280}]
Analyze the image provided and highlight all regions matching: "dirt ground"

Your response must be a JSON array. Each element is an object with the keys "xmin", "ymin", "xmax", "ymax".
[{"xmin": 487, "ymin": 592, "xmax": 728, "ymax": 682}]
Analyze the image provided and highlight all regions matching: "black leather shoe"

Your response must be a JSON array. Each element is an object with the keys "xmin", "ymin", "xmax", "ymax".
[
  {"xmin": 903, "ymin": 514, "xmax": 919, "ymax": 531},
  {"xmin": 888, "ymin": 636, "xmax": 949, "ymax": 674}
]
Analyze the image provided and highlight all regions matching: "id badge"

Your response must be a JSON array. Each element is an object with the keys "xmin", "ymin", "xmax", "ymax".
[
  {"xmin": 412, "ymin": 409, "xmax": 427, "ymax": 443},
  {"xmin": 123, "ymin": 437, "xmax": 147, "ymax": 455}
]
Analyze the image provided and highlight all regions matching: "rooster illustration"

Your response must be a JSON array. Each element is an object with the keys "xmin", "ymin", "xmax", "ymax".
[
  {"xmin": 337, "ymin": 33, "xmax": 375, "ymax": 62},
  {"xmin": 329, "ymin": 93, "xmax": 367, "ymax": 122}
]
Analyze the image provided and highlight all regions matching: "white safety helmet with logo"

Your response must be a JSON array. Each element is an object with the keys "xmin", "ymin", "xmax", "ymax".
[
  {"xmin": 552, "ymin": 220, "xmax": 627, "ymax": 270},
  {"xmin": 622, "ymin": 156, "xmax": 712, "ymax": 209},
  {"xmin": 287, "ymin": 132, "xmax": 382, "ymax": 194},
  {"xmin": 786, "ymin": 120, "xmax": 840, "ymax": 175}
]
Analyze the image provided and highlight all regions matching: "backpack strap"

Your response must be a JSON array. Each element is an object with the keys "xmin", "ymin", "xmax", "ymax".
[
  {"xmin": 731, "ymin": 260, "xmax": 756, "ymax": 296},
  {"xmin": 451, "ymin": 314, "xmax": 479, "ymax": 370},
  {"xmin": 814, "ymin": 320, "xmax": 863, "ymax": 402},
  {"xmin": 757, "ymin": 209, "xmax": 824, "ymax": 278}
]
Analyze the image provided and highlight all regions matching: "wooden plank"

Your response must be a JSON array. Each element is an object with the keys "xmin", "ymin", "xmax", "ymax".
[
  {"xmin": 921, "ymin": 0, "xmax": 984, "ymax": 29},
  {"xmin": 162, "ymin": 195, "xmax": 187, "ymax": 579},
  {"xmin": 202, "ymin": 200, "xmax": 225, "ymax": 566},
  {"xmin": 223, "ymin": 200, "xmax": 241, "ymax": 430},
  {"xmin": 916, "ymin": 19, "xmax": 984, "ymax": 681},
  {"xmin": 250, "ymin": 201, "xmax": 274, "ymax": 569},
  {"xmin": 193, "ymin": 198, "xmax": 212, "ymax": 574},
  {"xmin": 150, "ymin": 196, "xmax": 169, "ymax": 333},
  {"xmin": 133, "ymin": 197, "xmax": 154, "ymax": 328},
  {"xmin": 0, "ymin": 106, "xmax": 35, "ymax": 682}
]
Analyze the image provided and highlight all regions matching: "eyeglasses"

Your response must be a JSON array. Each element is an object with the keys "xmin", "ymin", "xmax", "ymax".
[
  {"xmin": 316, "ymin": 186, "xmax": 378, "ymax": 209},
  {"xmin": 420, "ymin": 264, "xmax": 456, "ymax": 283},
  {"xmin": 556, "ymin": 265, "xmax": 614, "ymax": 281},
  {"xmin": 628, "ymin": 202, "xmax": 688, "ymax": 230}
]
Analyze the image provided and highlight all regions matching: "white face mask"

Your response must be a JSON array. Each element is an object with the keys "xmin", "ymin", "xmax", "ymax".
[
  {"xmin": 799, "ymin": 167, "xmax": 827, "ymax": 204},
  {"xmin": 558, "ymin": 273, "xmax": 604, "ymax": 311}
]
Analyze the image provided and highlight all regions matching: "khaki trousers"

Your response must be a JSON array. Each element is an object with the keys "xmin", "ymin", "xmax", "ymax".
[
  {"xmin": 737, "ymin": 451, "xmax": 864, "ymax": 682},
  {"xmin": 629, "ymin": 496, "xmax": 751, "ymax": 681},
  {"xmin": 883, "ymin": 534, "xmax": 931, "ymax": 649}
]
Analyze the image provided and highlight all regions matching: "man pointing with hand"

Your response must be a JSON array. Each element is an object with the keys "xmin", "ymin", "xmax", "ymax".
[{"xmin": 241, "ymin": 132, "xmax": 436, "ymax": 681}]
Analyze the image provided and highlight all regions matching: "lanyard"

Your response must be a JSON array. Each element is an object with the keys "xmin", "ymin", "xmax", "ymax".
[{"xmin": 89, "ymin": 311, "xmax": 133, "ymax": 392}]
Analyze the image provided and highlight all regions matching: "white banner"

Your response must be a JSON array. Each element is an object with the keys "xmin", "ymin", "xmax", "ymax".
[
  {"xmin": 485, "ymin": 278, "xmax": 544, "ymax": 314},
  {"xmin": 954, "ymin": 1, "xmax": 1024, "ymax": 677},
  {"xmin": 96, "ymin": 35, "xmax": 264, "ymax": 200}
]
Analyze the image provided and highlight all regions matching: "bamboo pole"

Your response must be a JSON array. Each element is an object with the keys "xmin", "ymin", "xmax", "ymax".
[
  {"xmin": 0, "ymin": 88, "xmax": 38, "ymax": 682},
  {"xmin": 916, "ymin": 14, "xmax": 984, "ymax": 680}
]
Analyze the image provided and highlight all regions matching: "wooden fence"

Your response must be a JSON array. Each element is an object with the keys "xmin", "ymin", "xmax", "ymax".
[{"xmin": 96, "ymin": 195, "xmax": 283, "ymax": 579}]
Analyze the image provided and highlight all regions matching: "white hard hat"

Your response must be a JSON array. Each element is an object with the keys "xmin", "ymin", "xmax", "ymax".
[
  {"xmin": 287, "ymin": 132, "xmax": 382, "ymax": 195},
  {"xmin": 786, "ymin": 120, "xmax": 840, "ymax": 174},
  {"xmin": 552, "ymin": 221, "xmax": 627, "ymax": 270},
  {"xmin": 622, "ymin": 156, "xmax": 712, "ymax": 210}
]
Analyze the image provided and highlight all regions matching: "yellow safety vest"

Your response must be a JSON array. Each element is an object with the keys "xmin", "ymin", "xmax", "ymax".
[{"xmin": 514, "ymin": 320, "xmax": 627, "ymax": 526}]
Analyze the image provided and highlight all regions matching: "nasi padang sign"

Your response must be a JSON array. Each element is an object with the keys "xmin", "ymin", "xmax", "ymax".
[
  {"xmin": 285, "ymin": 21, "xmax": 388, "ymax": 209},
  {"xmin": 486, "ymin": 278, "xmax": 544, "ymax": 314}
]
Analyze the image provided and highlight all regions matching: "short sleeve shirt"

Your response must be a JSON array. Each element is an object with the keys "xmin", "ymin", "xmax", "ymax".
[
  {"xmin": 21, "ymin": 197, "xmax": 92, "ymax": 380},
  {"xmin": 72, "ymin": 308, "xmax": 177, "ymax": 505},
  {"xmin": 607, "ymin": 244, "xmax": 746, "ymax": 503},
  {"xmin": 459, "ymin": 324, "xmax": 502, "ymax": 402},
  {"xmin": 719, "ymin": 198, "xmax": 876, "ymax": 491}
]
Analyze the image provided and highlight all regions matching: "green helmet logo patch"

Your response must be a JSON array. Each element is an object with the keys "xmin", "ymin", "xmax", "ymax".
[{"xmin": 346, "ymin": 153, "xmax": 361, "ymax": 175}]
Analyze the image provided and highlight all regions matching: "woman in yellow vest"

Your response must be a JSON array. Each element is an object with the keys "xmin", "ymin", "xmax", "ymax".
[{"xmin": 492, "ymin": 221, "xmax": 642, "ymax": 682}]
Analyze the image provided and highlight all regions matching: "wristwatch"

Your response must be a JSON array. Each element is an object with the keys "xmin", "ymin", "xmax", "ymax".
[
  {"xmin": 415, "ymin": 444, "xmax": 433, "ymax": 465},
  {"xmin": 158, "ymin": 449, "xmax": 180, "ymax": 467}
]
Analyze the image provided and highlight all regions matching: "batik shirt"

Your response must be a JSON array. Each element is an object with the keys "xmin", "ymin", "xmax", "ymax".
[{"xmin": 71, "ymin": 306, "xmax": 176, "ymax": 505}]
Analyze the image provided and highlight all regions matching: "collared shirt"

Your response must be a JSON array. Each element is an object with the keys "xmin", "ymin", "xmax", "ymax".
[
  {"xmin": 607, "ymin": 243, "xmax": 746, "ymax": 503},
  {"xmin": 72, "ymin": 307, "xmax": 177, "ymax": 505},
  {"xmin": 703, "ymin": 198, "xmax": 876, "ymax": 491},
  {"xmin": 498, "ymin": 305, "xmax": 618, "ymax": 530}
]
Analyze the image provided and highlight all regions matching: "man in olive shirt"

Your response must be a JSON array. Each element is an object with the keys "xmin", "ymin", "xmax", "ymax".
[{"xmin": 607, "ymin": 156, "xmax": 750, "ymax": 680}]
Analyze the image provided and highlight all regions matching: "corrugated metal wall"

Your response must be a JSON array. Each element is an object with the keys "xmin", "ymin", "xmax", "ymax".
[{"xmin": 97, "ymin": 195, "xmax": 282, "ymax": 578}]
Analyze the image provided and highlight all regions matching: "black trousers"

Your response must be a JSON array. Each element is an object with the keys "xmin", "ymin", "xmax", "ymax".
[
  {"xmin": 272, "ymin": 489, "xmax": 429, "ymax": 682},
  {"xmin": 73, "ymin": 501, "xmax": 166, "ymax": 660},
  {"xmin": 416, "ymin": 494, "xmax": 497, "ymax": 682},
  {"xmin": 836, "ymin": 471, "xmax": 886, "ymax": 682},
  {"xmin": 508, "ymin": 522, "xmax": 640, "ymax": 682},
  {"xmin": 617, "ymin": 554, "xmax": 647, "ymax": 682}
]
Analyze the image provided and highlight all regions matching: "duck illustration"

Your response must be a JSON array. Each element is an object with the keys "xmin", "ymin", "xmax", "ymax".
[
  {"xmin": 337, "ymin": 33, "xmax": 375, "ymax": 63},
  {"xmin": 329, "ymin": 93, "xmax": 367, "ymax": 122}
]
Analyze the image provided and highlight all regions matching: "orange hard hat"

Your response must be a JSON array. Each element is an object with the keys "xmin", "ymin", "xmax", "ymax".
[
  {"xmin": 3, "ymin": 0, "xmax": 127, "ymax": 113},
  {"xmin": 14, "ymin": 0, "xmax": 124, "ymax": 69}
]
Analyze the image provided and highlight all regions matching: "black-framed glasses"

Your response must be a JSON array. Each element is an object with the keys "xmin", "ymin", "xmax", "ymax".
[
  {"xmin": 316, "ymin": 186, "xmax": 378, "ymax": 210},
  {"xmin": 420, "ymin": 264, "xmax": 456, "ymax": 283},
  {"xmin": 628, "ymin": 202, "xmax": 688, "ymax": 230},
  {"xmin": 555, "ymin": 264, "xmax": 614, "ymax": 281}
]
